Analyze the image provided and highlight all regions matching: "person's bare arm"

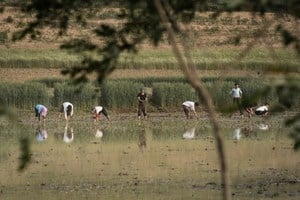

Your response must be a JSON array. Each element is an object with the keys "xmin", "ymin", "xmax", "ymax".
[{"xmin": 193, "ymin": 110, "xmax": 198, "ymax": 119}]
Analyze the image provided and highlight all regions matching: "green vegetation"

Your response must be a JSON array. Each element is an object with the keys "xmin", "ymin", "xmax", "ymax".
[
  {"xmin": 0, "ymin": 31, "xmax": 8, "ymax": 44},
  {"xmin": 0, "ymin": 49, "xmax": 80, "ymax": 69},
  {"xmin": 152, "ymin": 82, "xmax": 197, "ymax": 110},
  {"xmin": 0, "ymin": 49, "xmax": 299, "ymax": 72},
  {"xmin": 53, "ymin": 83, "xmax": 98, "ymax": 110},
  {"xmin": 0, "ymin": 82, "xmax": 49, "ymax": 109},
  {"xmin": 100, "ymin": 80, "xmax": 142, "ymax": 110},
  {"xmin": 0, "ymin": 77, "xmax": 298, "ymax": 112}
]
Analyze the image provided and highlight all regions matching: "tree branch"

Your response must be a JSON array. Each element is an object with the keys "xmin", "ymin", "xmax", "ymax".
[{"xmin": 153, "ymin": 0, "xmax": 231, "ymax": 199}]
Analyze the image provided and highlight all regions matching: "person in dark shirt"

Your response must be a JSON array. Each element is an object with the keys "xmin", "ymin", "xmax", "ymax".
[{"xmin": 137, "ymin": 88, "xmax": 147, "ymax": 120}]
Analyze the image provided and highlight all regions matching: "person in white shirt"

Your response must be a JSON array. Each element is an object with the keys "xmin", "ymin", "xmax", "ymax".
[
  {"xmin": 255, "ymin": 103, "xmax": 269, "ymax": 116},
  {"xmin": 59, "ymin": 102, "xmax": 74, "ymax": 121},
  {"xmin": 182, "ymin": 101, "xmax": 199, "ymax": 119},
  {"xmin": 92, "ymin": 106, "xmax": 110, "ymax": 122},
  {"xmin": 230, "ymin": 83, "xmax": 243, "ymax": 116}
]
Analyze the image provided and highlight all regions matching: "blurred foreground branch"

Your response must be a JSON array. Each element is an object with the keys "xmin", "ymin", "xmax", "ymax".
[{"xmin": 153, "ymin": 0, "xmax": 230, "ymax": 200}]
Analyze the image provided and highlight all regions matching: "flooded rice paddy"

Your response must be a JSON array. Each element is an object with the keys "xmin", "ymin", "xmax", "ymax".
[{"xmin": 0, "ymin": 112, "xmax": 299, "ymax": 199}]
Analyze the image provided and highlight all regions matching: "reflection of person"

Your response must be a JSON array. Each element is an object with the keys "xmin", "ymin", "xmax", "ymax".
[
  {"xmin": 63, "ymin": 123, "xmax": 74, "ymax": 143},
  {"xmin": 233, "ymin": 128, "xmax": 241, "ymax": 141},
  {"xmin": 230, "ymin": 83, "xmax": 243, "ymax": 116},
  {"xmin": 257, "ymin": 123, "xmax": 269, "ymax": 130},
  {"xmin": 244, "ymin": 104, "xmax": 256, "ymax": 118},
  {"xmin": 183, "ymin": 127, "xmax": 196, "ymax": 139},
  {"xmin": 35, "ymin": 125, "xmax": 48, "ymax": 142},
  {"xmin": 182, "ymin": 101, "xmax": 199, "ymax": 119},
  {"xmin": 35, "ymin": 104, "xmax": 48, "ymax": 123},
  {"xmin": 92, "ymin": 106, "xmax": 110, "ymax": 122},
  {"xmin": 138, "ymin": 128, "xmax": 147, "ymax": 151},
  {"xmin": 137, "ymin": 88, "xmax": 147, "ymax": 120},
  {"xmin": 255, "ymin": 103, "xmax": 269, "ymax": 116},
  {"xmin": 59, "ymin": 102, "xmax": 73, "ymax": 121},
  {"xmin": 95, "ymin": 129, "xmax": 103, "ymax": 138}
]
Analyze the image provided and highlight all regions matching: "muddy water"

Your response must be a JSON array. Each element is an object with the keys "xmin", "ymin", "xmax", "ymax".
[{"xmin": 0, "ymin": 114, "xmax": 299, "ymax": 200}]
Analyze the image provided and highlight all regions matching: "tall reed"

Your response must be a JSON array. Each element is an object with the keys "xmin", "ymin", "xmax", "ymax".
[
  {"xmin": 53, "ymin": 83, "xmax": 98, "ymax": 110},
  {"xmin": 0, "ymin": 82, "xmax": 49, "ymax": 109},
  {"xmin": 100, "ymin": 80, "xmax": 142, "ymax": 111},
  {"xmin": 151, "ymin": 82, "xmax": 198, "ymax": 110}
]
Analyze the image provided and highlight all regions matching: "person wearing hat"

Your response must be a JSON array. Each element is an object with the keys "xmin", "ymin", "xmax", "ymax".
[{"xmin": 137, "ymin": 88, "xmax": 148, "ymax": 120}]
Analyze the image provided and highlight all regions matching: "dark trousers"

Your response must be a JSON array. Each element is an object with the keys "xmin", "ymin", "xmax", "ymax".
[
  {"xmin": 255, "ymin": 110, "xmax": 267, "ymax": 116},
  {"xmin": 233, "ymin": 98, "xmax": 243, "ymax": 115},
  {"xmin": 138, "ymin": 103, "xmax": 147, "ymax": 117}
]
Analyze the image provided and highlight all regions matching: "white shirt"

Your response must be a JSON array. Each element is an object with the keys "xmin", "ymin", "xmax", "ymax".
[
  {"xmin": 63, "ymin": 125, "xmax": 74, "ymax": 143},
  {"xmin": 93, "ymin": 106, "xmax": 103, "ymax": 114},
  {"xmin": 230, "ymin": 88, "xmax": 242, "ymax": 98},
  {"xmin": 182, "ymin": 101, "xmax": 196, "ymax": 111},
  {"xmin": 62, "ymin": 102, "xmax": 73, "ymax": 119},
  {"xmin": 256, "ymin": 105, "xmax": 268, "ymax": 112},
  {"xmin": 183, "ymin": 127, "xmax": 195, "ymax": 139}
]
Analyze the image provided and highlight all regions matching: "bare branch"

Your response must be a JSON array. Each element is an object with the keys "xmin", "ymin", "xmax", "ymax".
[{"xmin": 153, "ymin": 0, "xmax": 231, "ymax": 199}]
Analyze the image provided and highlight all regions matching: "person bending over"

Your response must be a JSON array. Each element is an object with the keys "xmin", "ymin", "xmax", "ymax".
[
  {"xmin": 59, "ymin": 102, "xmax": 74, "ymax": 121},
  {"xmin": 255, "ymin": 103, "xmax": 269, "ymax": 116},
  {"xmin": 35, "ymin": 104, "xmax": 48, "ymax": 124},
  {"xmin": 182, "ymin": 101, "xmax": 199, "ymax": 119},
  {"xmin": 92, "ymin": 106, "xmax": 111, "ymax": 122}
]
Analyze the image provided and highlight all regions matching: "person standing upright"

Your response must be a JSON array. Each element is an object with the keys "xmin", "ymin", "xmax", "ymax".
[
  {"xmin": 230, "ymin": 83, "xmax": 243, "ymax": 117},
  {"xmin": 137, "ymin": 88, "xmax": 147, "ymax": 120}
]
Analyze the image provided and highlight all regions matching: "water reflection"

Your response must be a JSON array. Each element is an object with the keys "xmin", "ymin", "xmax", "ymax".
[
  {"xmin": 257, "ymin": 123, "xmax": 269, "ymax": 130},
  {"xmin": 233, "ymin": 124, "xmax": 269, "ymax": 141},
  {"xmin": 63, "ymin": 123, "xmax": 74, "ymax": 143},
  {"xmin": 138, "ymin": 128, "xmax": 147, "ymax": 151},
  {"xmin": 35, "ymin": 125, "xmax": 48, "ymax": 142},
  {"xmin": 95, "ymin": 129, "xmax": 103, "ymax": 139},
  {"xmin": 233, "ymin": 128, "xmax": 242, "ymax": 141},
  {"xmin": 183, "ymin": 127, "xmax": 196, "ymax": 139},
  {"xmin": 233, "ymin": 127, "xmax": 257, "ymax": 141}
]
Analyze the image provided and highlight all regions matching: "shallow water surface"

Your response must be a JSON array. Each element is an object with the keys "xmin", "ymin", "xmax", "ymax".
[{"xmin": 0, "ymin": 114, "xmax": 299, "ymax": 199}]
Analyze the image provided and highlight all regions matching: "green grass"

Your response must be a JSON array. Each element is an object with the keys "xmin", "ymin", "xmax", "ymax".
[
  {"xmin": 2, "ymin": 77, "xmax": 299, "ymax": 111},
  {"xmin": 0, "ymin": 82, "xmax": 49, "ymax": 109},
  {"xmin": 0, "ymin": 48, "xmax": 299, "ymax": 72},
  {"xmin": 0, "ymin": 49, "xmax": 80, "ymax": 68}
]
